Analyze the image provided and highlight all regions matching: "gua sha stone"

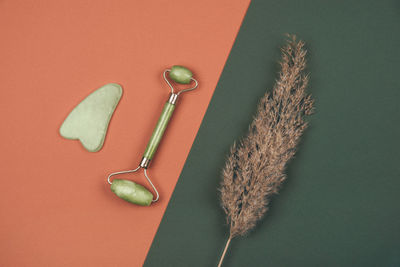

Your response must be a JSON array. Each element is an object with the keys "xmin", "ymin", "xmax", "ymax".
[{"xmin": 60, "ymin": 83, "xmax": 123, "ymax": 152}]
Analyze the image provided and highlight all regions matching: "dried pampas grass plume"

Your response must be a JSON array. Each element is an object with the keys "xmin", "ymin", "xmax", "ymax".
[{"xmin": 218, "ymin": 35, "xmax": 314, "ymax": 266}]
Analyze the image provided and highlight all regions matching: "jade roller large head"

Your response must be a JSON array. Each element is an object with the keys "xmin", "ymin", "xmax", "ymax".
[{"xmin": 107, "ymin": 66, "xmax": 198, "ymax": 206}]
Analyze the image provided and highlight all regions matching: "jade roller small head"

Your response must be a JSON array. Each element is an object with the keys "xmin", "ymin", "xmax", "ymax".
[
  {"xmin": 168, "ymin": 65, "xmax": 193, "ymax": 84},
  {"xmin": 107, "ymin": 66, "xmax": 198, "ymax": 206}
]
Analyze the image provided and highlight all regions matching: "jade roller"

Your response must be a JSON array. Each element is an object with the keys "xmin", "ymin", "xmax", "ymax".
[{"xmin": 107, "ymin": 66, "xmax": 198, "ymax": 206}]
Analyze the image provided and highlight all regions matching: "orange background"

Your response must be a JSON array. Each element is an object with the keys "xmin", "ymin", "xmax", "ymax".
[{"xmin": 0, "ymin": 0, "xmax": 249, "ymax": 266}]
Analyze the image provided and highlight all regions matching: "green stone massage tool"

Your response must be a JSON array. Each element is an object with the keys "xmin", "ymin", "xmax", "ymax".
[
  {"xmin": 60, "ymin": 83, "xmax": 123, "ymax": 152},
  {"xmin": 107, "ymin": 66, "xmax": 198, "ymax": 206}
]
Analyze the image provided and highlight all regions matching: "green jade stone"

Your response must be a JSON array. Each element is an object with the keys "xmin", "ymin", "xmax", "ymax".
[
  {"xmin": 59, "ymin": 83, "xmax": 122, "ymax": 152},
  {"xmin": 110, "ymin": 179, "xmax": 153, "ymax": 206},
  {"xmin": 143, "ymin": 102, "xmax": 175, "ymax": 160},
  {"xmin": 169, "ymin": 65, "xmax": 193, "ymax": 84},
  {"xmin": 142, "ymin": 65, "xmax": 193, "ymax": 160}
]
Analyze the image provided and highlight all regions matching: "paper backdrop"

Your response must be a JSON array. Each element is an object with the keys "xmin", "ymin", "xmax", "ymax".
[
  {"xmin": 145, "ymin": 0, "xmax": 400, "ymax": 266},
  {"xmin": 0, "ymin": 0, "xmax": 250, "ymax": 266}
]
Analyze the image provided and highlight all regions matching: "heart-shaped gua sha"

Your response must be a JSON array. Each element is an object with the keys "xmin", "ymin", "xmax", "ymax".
[{"xmin": 60, "ymin": 83, "xmax": 123, "ymax": 152}]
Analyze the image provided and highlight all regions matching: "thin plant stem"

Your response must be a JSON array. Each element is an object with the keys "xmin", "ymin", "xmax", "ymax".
[{"xmin": 217, "ymin": 235, "xmax": 232, "ymax": 267}]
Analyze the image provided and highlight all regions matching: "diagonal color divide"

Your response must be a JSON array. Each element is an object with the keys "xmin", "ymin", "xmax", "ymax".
[
  {"xmin": 145, "ymin": 0, "xmax": 400, "ymax": 266},
  {"xmin": 0, "ymin": 0, "xmax": 251, "ymax": 266}
]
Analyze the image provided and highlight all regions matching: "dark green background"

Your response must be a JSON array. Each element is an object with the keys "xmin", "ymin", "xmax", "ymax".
[{"xmin": 145, "ymin": 0, "xmax": 400, "ymax": 266}]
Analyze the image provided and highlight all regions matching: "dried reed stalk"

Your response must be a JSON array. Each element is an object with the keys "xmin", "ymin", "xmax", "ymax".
[{"xmin": 218, "ymin": 35, "xmax": 314, "ymax": 267}]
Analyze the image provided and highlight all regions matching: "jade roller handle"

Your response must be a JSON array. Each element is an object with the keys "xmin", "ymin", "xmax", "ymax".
[{"xmin": 140, "ymin": 93, "xmax": 178, "ymax": 168}]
